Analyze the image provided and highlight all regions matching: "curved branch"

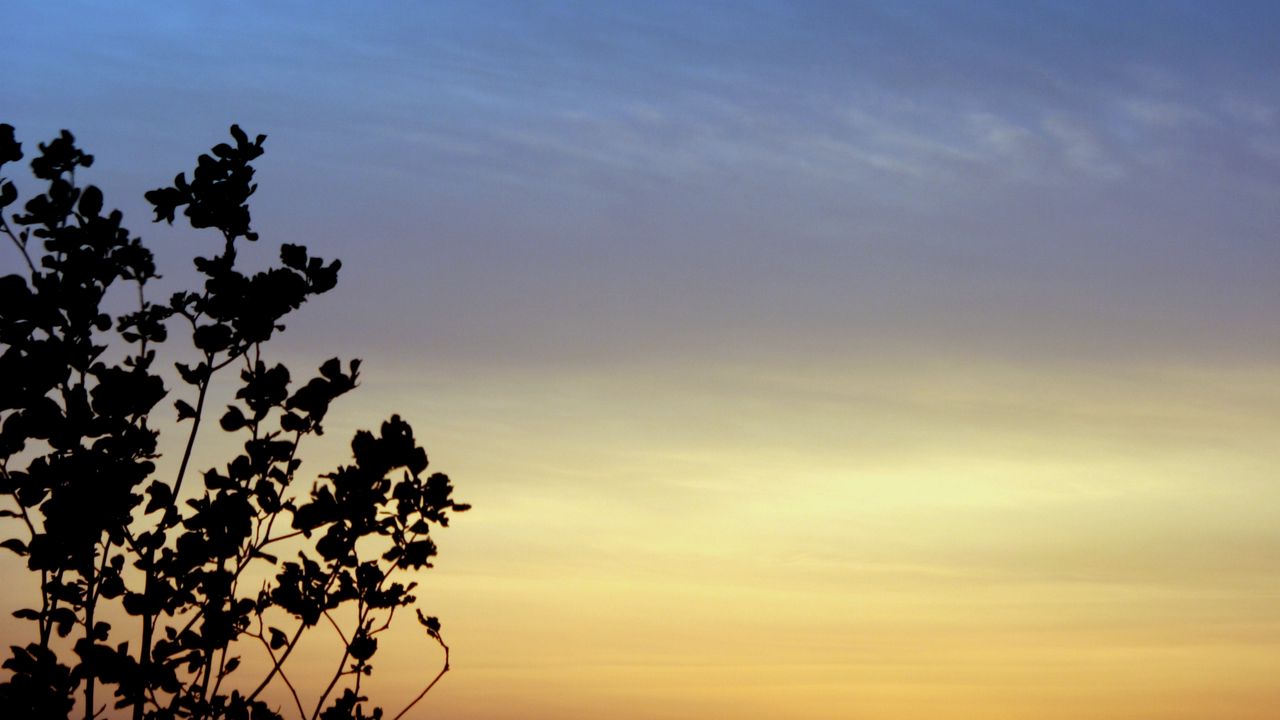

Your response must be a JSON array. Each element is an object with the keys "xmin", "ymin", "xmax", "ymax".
[
  {"xmin": 0, "ymin": 214, "xmax": 36, "ymax": 276},
  {"xmin": 251, "ymin": 619, "xmax": 307, "ymax": 720},
  {"xmin": 247, "ymin": 562, "xmax": 343, "ymax": 704},
  {"xmin": 246, "ymin": 622, "xmax": 307, "ymax": 702},
  {"xmin": 323, "ymin": 610, "xmax": 349, "ymax": 645},
  {"xmin": 309, "ymin": 602, "xmax": 363, "ymax": 720},
  {"xmin": 170, "ymin": 355, "xmax": 214, "ymax": 506},
  {"xmin": 391, "ymin": 634, "xmax": 450, "ymax": 720}
]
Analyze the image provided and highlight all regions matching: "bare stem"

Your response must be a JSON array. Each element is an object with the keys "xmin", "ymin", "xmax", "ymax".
[
  {"xmin": 310, "ymin": 602, "xmax": 365, "ymax": 720},
  {"xmin": 250, "ymin": 620, "xmax": 307, "ymax": 720},
  {"xmin": 323, "ymin": 610, "xmax": 349, "ymax": 645},
  {"xmin": 0, "ymin": 213, "xmax": 36, "ymax": 276},
  {"xmin": 390, "ymin": 634, "xmax": 450, "ymax": 720},
  {"xmin": 246, "ymin": 622, "xmax": 307, "ymax": 702},
  {"xmin": 171, "ymin": 354, "xmax": 214, "ymax": 506}
]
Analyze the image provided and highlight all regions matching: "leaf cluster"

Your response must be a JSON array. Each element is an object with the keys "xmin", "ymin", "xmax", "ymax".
[{"xmin": 0, "ymin": 125, "xmax": 466, "ymax": 720}]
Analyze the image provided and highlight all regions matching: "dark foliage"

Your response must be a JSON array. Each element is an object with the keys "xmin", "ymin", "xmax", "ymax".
[{"xmin": 0, "ymin": 124, "xmax": 468, "ymax": 720}]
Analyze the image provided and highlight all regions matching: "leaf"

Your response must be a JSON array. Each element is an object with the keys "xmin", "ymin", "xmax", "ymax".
[
  {"xmin": 268, "ymin": 626, "xmax": 288, "ymax": 650},
  {"xmin": 0, "ymin": 123, "xmax": 22, "ymax": 166},
  {"xmin": 347, "ymin": 631, "xmax": 377, "ymax": 662},
  {"xmin": 175, "ymin": 362, "xmax": 209, "ymax": 385},
  {"xmin": 99, "ymin": 573, "xmax": 125, "ymax": 599},
  {"xmin": 280, "ymin": 411, "xmax": 307, "ymax": 433},
  {"xmin": 254, "ymin": 479, "xmax": 280, "ymax": 513},
  {"xmin": 78, "ymin": 184, "xmax": 103, "ymax": 217},
  {"xmin": 144, "ymin": 481, "xmax": 173, "ymax": 515},
  {"xmin": 415, "ymin": 609, "xmax": 441, "ymax": 639},
  {"xmin": 220, "ymin": 405, "xmax": 247, "ymax": 432},
  {"xmin": 0, "ymin": 538, "xmax": 28, "ymax": 556},
  {"xmin": 280, "ymin": 243, "xmax": 307, "ymax": 270},
  {"xmin": 174, "ymin": 398, "xmax": 196, "ymax": 421},
  {"xmin": 193, "ymin": 324, "xmax": 233, "ymax": 354},
  {"xmin": 50, "ymin": 607, "xmax": 76, "ymax": 637},
  {"xmin": 319, "ymin": 357, "xmax": 341, "ymax": 381}
]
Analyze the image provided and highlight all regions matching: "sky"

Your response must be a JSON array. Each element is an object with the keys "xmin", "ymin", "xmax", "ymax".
[{"xmin": 3, "ymin": 1, "xmax": 1280, "ymax": 718}]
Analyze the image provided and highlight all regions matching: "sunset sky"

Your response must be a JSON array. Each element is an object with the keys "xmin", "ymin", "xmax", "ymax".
[{"xmin": 4, "ymin": 2, "xmax": 1280, "ymax": 718}]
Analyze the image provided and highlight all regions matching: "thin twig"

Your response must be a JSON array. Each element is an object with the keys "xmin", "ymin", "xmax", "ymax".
[
  {"xmin": 251, "ymin": 618, "xmax": 307, "ymax": 720},
  {"xmin": 369, "ymin": 605, "xmax": 399, "ymax": 635},
  {"xmin": 264, "ymin": 529, "xmax": 304, "ymax": 546},
  {"xmin": 0, "ymin": 215, "xmax": 36, "ymax": 276},
  {"xmin": 310, "ymin": 603, "xmax": 363, "ymax": 720},
  {"xmin": 323, "ymin": 610, "xmax": 349, "ymax": 645},
  {"xmin": 246, "ymin": 562, "xmax": 342, "ymax": 704},
  {"xmin": 391, "ymin": 635, "xmax": 450, "ymax": 720},
  {"xmin": 170, "ymin": 354, "xmax": 214, "ymax": 507}
]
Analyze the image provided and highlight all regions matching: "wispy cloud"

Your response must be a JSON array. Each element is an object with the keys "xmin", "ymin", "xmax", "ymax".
[{"xmin": 1041, "ymin": 113, "xmax": 1124, "ymax": 177}]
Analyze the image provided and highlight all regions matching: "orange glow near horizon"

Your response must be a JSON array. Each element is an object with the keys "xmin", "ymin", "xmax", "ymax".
[
  {"xmin": 7, "ymin": 357, "xmax": 1278, "ymax": 718},
  {"xmin": 269, "ymin": 357, "xmax": 1280, "ymax": 719}
]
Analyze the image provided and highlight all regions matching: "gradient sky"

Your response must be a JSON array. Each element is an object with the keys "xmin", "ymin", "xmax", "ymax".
[{"xmin": 4, "ymin": 2, "xmax": 1280, "ymax": 718}]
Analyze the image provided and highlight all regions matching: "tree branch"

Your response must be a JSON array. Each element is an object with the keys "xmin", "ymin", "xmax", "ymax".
[
  {"xmin": 0, "ymin": 213, "xmax": 36, "ymax": 276},
  {"xmin": 391, "ymin": 633, "xmax": 450, "ymax": 720},
  {"xmin": 250, "ymin": 620, "xmax": 307, "ymax": 720}
]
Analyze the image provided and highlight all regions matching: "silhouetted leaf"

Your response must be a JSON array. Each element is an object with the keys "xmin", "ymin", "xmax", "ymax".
[
  {"xmin": 219, "ymin": 405, "xmax": 247, "ymax": 432},
  {"xmin": 78, "ymin": 185, "xmax": 102, "ymax": 217},
  {"xmin": 0, "ymin": 538, "xmax": 27, "ymax": 556},
  {"xmin": 144, "ymin": 481, "xmax": 173, "ymax": 515},
  {"xmin": 268, "ymin": 627, "xmax": 288, "ymax": 650},
  {"xmin": 348, "ymin": 630, "xmax": 377, "ymax": 662}
]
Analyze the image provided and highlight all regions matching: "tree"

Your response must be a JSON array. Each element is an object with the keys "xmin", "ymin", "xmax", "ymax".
[{"xmin": 0, "ymin": 123, "xmax": 468, "ymax": 720}]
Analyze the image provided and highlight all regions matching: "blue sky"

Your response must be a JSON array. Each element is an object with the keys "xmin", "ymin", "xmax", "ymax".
[{"xmin": 7, "ymin": 2, "xmax": 1279, "ymax": 375}]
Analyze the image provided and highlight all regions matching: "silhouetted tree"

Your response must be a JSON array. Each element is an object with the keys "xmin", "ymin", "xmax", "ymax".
[{"xmin": 0, "ymin": 124, "xmax": 468, "ymax": 720}]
